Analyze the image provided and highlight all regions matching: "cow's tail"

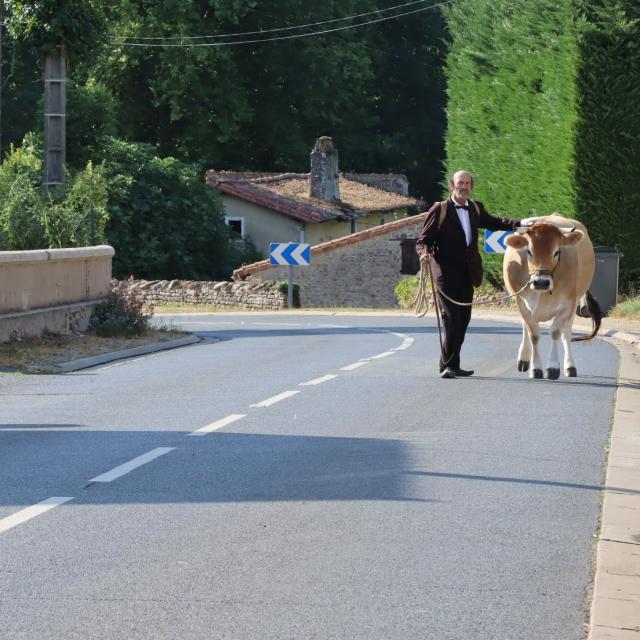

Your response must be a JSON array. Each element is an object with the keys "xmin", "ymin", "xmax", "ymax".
[{"xmin": 572, "ymin": 290, "xmax": 603, "ymax": 342}]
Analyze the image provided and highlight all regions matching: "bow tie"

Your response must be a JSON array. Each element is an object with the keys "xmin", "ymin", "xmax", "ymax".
[{"xmin": 455, "ymin": 204, "xmax": 469, "ymax": 211}]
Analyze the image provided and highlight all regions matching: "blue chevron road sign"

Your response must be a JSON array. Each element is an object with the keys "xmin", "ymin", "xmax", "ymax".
[
  {"xmin": 484, "ymin": 230, "xmax": 514, "ymax": 254},
  {"xmin": 270, "ymin": 242, "xmax": 311, "ymax": 266}
]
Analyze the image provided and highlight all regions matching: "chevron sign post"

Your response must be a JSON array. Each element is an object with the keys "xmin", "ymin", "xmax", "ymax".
[
  {"xmin": 484, "ymin": 230, "xmax": 514, "ymax": 254},
  {"xmin": 269, "ymin": 242, "xmax": 311, "ymax": 308},
  {"xmin": 269, "ymin": 243, "xmax": 311, "ymax": 266}
]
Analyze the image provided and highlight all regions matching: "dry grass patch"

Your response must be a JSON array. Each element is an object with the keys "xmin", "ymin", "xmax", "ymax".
[{"xmin": 0, "ymin": 330, "xmax": 186, "ymax": 372}]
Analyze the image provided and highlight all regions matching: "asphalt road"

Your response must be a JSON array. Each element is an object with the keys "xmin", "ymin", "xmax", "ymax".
[{"xmin": 0, "ymin": 313, "xmax": 619, "ymax": 639}]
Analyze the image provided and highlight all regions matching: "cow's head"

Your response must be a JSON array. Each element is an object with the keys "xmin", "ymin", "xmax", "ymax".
[{"xmin": 505, "ymin": 222, "xmax": 583, "ymax": 292}]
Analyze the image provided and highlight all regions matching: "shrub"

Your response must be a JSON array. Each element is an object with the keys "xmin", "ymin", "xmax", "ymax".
[
  {"xmin": 101, "ymin": 138, "xmax": 237, "ymax": 281},
  {"xmin": 276, "ymin": 281, "xmax": 301, "ymax": 308},
  {"xmin": 90, "ymin": 281, "xmax": 153, "ymax": 337},
  {"xmin": 395, "ymin": 276, "xmax": 422, "ymax": 310},
  {"xmin": 0, "ymin": 134, "xmax": 109, "ymax": 249}
]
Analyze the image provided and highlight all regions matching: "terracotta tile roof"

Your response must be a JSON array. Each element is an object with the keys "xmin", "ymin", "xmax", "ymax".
[
  {"xmin": 233, "ymin": 211, "xmax": 428, "ymax": 280},
  {"xmin": 206, "ymin": 170, "xmax": 420, "ymax": 224},
  {"xmin": 217, "ymin": 180, "xmax": 342, "ymax": 224}
]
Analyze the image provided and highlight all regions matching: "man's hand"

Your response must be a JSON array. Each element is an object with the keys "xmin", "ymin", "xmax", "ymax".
[{"xmin": 521, "ymin": 216, "xmax": 544, "ymax": 226}]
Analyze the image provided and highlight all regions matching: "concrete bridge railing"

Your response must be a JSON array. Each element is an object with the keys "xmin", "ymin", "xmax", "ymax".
[{"xmin": 0, "ymin": 245, "xmax": 115, "ymax": 342}]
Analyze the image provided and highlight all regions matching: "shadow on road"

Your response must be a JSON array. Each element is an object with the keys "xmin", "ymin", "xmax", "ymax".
[
  {"xmin": 405, "ymin": 469, "xmax": 638, "ymax": 495},
  {"xmin": 0, "ymin": 429, "xmax": 435, "ymax": 507}
]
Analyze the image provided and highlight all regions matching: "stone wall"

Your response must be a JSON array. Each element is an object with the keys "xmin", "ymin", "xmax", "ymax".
[
  {"xmin": 233, "ymin": 213, "xmax": 429, "ymax": 308},
  {"xmin": 125, "ymin": 279, "xmax": 289, "ymax": 310}
]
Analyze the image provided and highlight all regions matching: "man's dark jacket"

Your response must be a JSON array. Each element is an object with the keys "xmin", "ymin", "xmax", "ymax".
[{"xmin": 415, "ymin": 198, "xmax": 521, "ymax": 287}]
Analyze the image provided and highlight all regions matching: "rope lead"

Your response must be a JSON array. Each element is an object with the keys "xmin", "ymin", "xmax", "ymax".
[{"xmin": 412, "ymin": 256, "xmax": 531, "ymax": 318}]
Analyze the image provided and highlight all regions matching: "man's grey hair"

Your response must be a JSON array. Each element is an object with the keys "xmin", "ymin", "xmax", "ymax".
[{"xmin": 448, "ymin": 170, "xmax": 474, "ymax": 190}]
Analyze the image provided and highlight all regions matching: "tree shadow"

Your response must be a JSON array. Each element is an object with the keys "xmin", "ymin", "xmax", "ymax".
[{"xmin": 1, "ymin": 430, "xmax": 431, "ymax": 507}]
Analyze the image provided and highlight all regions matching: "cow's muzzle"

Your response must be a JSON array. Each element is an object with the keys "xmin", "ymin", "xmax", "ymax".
[{"xmin": 531, "ymin": 276, "xmax": 553, "ymax": 291}]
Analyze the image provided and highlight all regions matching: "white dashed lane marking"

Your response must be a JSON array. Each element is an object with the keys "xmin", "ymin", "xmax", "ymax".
[
  {"xmin": 0, "ymin": 497, "xmax": 74, "ymax": 535},
  {"xmin": 187, "ymin": 414, "xmax": 246, "ymax": 437},
  {"xmin": 89, "ymin": 447, "xmax": 175, "ymax": 483},
  {"xmin": 250, "ymin": 390, "xmax": 300, "ymax": 408},
  {"xmin": 300, "ymin": 374, "xmax": 338, "ymax": 386}
]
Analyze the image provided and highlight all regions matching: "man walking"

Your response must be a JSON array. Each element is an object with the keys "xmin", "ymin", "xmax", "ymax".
[{"xmin": 416, "ymin": 170, "xmax": 523, "ymax": 379}]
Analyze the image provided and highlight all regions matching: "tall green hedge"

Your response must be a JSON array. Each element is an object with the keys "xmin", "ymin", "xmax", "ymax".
[
  {"xmin": 443, "ymin": 0, "xmax": 639, "ymax": 284},
  {"xmin": 574, "ymin": 0, "xmax": 640, "ymax": 281}
]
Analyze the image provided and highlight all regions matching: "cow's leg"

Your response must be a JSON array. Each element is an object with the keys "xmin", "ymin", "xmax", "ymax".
[
  {"xmin": 517, "ymin": 322, "xmax": 531, "ymax": 372},
  {"xmin": 561, "ymin": 316, "xmax": 577, "ymax": 377},
  {"xmin": 515, "ymin": 298, "xmax": 542, "ymax": 378},
  {"xmin": 528, "ymin": 320, "xmax": 544, "ymax": 379},
  {"xmin": 545, "ymin": 315, "xmax": 564, "ymax": 380}
]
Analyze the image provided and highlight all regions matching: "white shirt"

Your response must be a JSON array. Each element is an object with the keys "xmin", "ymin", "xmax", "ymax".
[{"xmin": 454, "ymin": 200, "xmax": 472, "ymax": 246}]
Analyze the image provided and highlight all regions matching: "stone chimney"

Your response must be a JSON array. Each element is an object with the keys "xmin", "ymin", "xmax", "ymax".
[{"xmin": 310, "ymin": 136, "xmax": 340, "ymax": 203}]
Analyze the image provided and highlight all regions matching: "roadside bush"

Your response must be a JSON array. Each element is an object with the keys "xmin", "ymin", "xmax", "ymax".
[
  {"xmin": 101, "ymin": 138, "xmax": 237, "ymax": 281},
  {"xmin": 395, "ymin": 276, "xmax": 422, "ymax": 310},
  {"xmin": 276, "ymin": 281, "xmax": 301, "ymax": 307},
  {"xmin": 0, "ymin": 134, "xmax": 109, "ymax": 249},
  {"xmin": 90, "ymin": 281, "xmax": 154, "ymax": 337}
]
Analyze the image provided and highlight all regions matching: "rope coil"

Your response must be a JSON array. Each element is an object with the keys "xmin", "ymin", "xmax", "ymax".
[{"xmin": 413, "ymin": 255, "xmax": 531, "ymax": 318}]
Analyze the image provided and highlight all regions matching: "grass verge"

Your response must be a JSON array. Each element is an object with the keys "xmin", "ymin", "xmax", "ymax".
[
  {"xmin": 609, "ymin": 296, "xmax": 640, "ymax": 320},
  {"xmin": 0, "ymin": 329, "xmax": 186, "ymax": 373}
]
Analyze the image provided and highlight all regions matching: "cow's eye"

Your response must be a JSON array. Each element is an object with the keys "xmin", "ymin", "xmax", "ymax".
[
  {"xmin": 526, "ymin": 249, "xmax": 532, "ymax": 257},
  {"xmin": 554, "ymin": 249, "xmax": 560, "ymax": 258}
]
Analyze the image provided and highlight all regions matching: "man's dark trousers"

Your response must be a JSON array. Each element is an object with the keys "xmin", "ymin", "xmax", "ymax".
[{"xmin": 437, "ymin": 278, "xmax": 473, "ymax": 372}]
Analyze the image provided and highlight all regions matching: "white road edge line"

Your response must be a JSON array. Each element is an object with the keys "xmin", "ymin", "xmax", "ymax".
[
  {"xmin": 0, "ymin": 497, "xmax": 74, "ymax": 535},
  {"xmin": 370, "ymin": 351, "xmax": 395, "ymax": 359},
  {"xmin": 90, "ymin": 447, "xmax": 175, "ymax": 483},
  {"xmin": 300, "ymin": 374, "xmax": 338, "ymax": 386},
  {"xmin": 187, "ymin": 414, "xmax": 246, "ymax": 437},
  {"xmin": 250, "ymin": 390, "xmax": 300, "ymax": 408},
  {"xmin": 340, "ymin": 361, "xmax": 368, "ymax": 371}
]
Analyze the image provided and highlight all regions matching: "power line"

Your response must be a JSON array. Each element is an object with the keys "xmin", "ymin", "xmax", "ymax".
[
  {"xmin": 112, "ymin": 0, "xmax": 436, "ymax": 41},
  {"xmin": 111, "ymin": 0, "xmax": 455, "ymax": 48}
]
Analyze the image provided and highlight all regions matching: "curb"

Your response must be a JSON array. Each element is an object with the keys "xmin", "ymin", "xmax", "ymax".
[{"xmin": 29, "ymin": 334, "xmax": 201, "ymax": 373}]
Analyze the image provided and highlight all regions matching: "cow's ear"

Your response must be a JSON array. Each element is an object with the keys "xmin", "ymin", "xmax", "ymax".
[
  {"xmin": 561, "ymin": 230, "xmax": 583, "ymax": 246},
  {"xmin": 505, "ymin": 234, "xmax": 528, "ymax": 249}
]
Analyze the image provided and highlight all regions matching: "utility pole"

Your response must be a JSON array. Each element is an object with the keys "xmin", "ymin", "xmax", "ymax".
[
  {"xmin": 43, "ymin": 44, "xmax": 66, "ymax": 184},
  {"xmin": 0, "ymin": 11, "xmax": 4, "ymax": 163}
]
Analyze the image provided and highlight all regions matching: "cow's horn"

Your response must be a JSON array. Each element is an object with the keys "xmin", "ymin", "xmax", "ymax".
[
  {"xmin": 515, "ymin": 226, "xmax": 530, "ymax": 235},
  {"xmin": 559, "ymin": 226, "xmax": 576, "ymax": 234}
]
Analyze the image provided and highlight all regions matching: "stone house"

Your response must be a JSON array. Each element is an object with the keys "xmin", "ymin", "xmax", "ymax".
[
  {"xmin": 206, "ymin": 137, "xmax": 422, "ymax": 259},
  {"xmin": 233, "ymin": 212, "xmax": 429, "ymax": 308}
]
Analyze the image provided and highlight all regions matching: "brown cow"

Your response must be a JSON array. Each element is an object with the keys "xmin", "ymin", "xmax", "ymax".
[{"xmin": 503, "ymin": 214, "xmax": 603, "ymax": 379}]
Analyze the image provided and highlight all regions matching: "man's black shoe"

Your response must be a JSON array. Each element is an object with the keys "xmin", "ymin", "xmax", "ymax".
[
  {"xmin": 440, "ymin": 367, "xmax": 456, "ymax": 379},
  {"xmin": 453, "ymin": 368, "xmax": 474, "ymax": 377}
]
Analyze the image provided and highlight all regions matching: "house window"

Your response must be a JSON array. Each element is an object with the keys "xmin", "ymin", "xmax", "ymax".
[{"xmin": 224, "ymin": 216, "xmax": 245, "ymax": 238}]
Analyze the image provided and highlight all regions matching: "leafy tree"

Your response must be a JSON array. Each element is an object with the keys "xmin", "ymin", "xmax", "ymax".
[
  {"xmin": 101, "ymin": 137, "xmax": 238, "ymax": 280},
  {"xmin": 91, "ymin": 0, "xmax": 448, "ymax": 198},
  {"xmin": 3, "ymin": 0, "xmax": 106, "ymax": 61},
  {"xmin": 66, "ymin": 80, "xmax": 120, "ymax": 170}
]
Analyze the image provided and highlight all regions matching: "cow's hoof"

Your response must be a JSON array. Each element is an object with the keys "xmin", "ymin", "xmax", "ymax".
[
  {"xmin": 518, "ymin": 360, "xmax": 529, "ymax": 372},
  {"xmin": 531, "ymin": 369, "xmax": 544, "ymax": 379},
  {"xmin": 566, "ymin": 367, "xmax": 577, "ymax": 377},
  {"xmin": 546, "ymin": 368, "xmax": 560, "ymax": 380}
]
